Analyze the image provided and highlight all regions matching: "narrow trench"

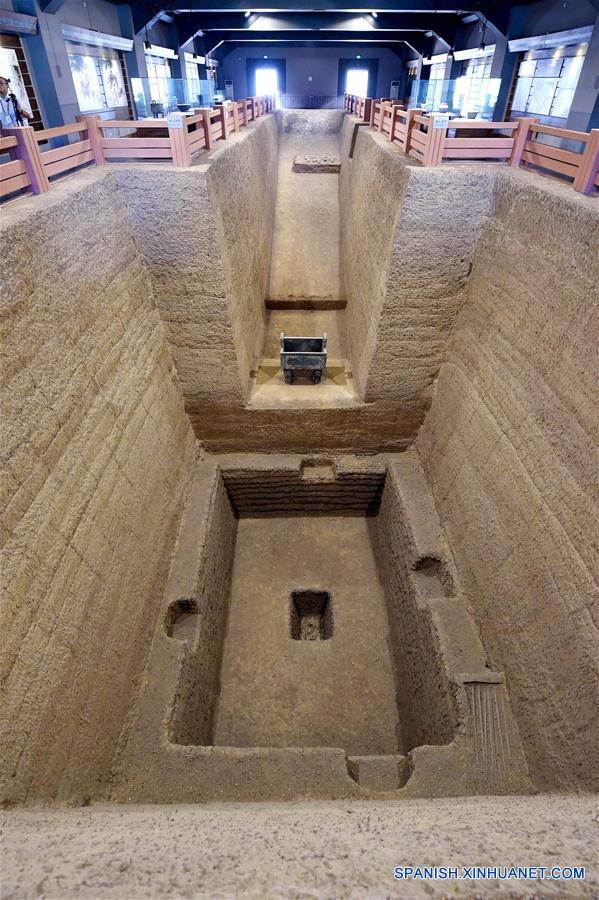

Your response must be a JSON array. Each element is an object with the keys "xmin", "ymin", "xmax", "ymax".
[{"xmin": 249, "ymin": 112, "xmax": 358, "ymax": 409}]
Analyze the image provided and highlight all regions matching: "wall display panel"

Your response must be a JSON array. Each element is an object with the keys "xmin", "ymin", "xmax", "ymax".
[
  {"xmin": 509, "ymin": 43, "xmax": 587, "ymax": 122},
  {"xmin": 512, "ymin": 76, "xmax": 532, "ymax": 112},
  {"xmin": 527, "ymin": 77, "xmax": 559, "ymax": 115},
  {"xmin": 68, "ymin": 48, "xmax": 129, "ymax": 113},
  {"xmin": 560, "ymin": 57, "xmax": 584, "ymax": 89},
  {"xmin": 69, "ymin": 53, "xmax": 105, "ymax": 111},
  {"xmin": 99, "ymin": 57, "xmax": 126, "ymax": 108},
  {"xmin": 534, "ymin": 58, "xmax": 563, "ymax": 77},
  {"xmin": 550, "ymin": 87, "xmax": 575, "ymax": 119},
  {"xmin": 0, "ymin": 35, "xmax": 41, "ymax": 128},
  {"xmin": 0, "ymin": 46, "xmax": 30, "ymax": 113},
  {"xmin": 518, "ymin": 59, "xmax": 536, "ymax": 77}
]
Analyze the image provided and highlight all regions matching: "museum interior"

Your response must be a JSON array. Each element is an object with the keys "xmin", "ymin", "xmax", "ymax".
[{"xmin": 1, "ymin": 0, "xmax": 597, "ymax": 896}]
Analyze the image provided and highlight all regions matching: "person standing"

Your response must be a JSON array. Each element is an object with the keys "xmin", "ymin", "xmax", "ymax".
[{"xmin": 0, "ymin": 76, "xmax": 33, "ymax": 127}]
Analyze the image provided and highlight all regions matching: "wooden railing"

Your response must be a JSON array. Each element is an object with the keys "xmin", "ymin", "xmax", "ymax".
[
  {"xmin": 343, "ymin": 92, "xmax": 598, "ymax": 195},
  {"xmin": 344, "ymin": 92, "xmax": 373, "ymax": 122},
  {"xmin": 0, "ymin": 95, "xmax": 275, "ymax": 201}
]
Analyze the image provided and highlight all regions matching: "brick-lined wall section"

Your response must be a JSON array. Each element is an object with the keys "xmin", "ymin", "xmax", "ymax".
[
  {"xmin": 417, "ymin": 170, "xmax": 598, "ymax": 792},
  {"xmin": 0, "ymin": 171, "xmax": 196, "ymax": 804}
]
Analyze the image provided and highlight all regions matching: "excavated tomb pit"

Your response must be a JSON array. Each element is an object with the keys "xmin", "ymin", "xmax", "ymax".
[{"xmin": 113, "ymin": 453, "xmax": 532, "ymax": 803}]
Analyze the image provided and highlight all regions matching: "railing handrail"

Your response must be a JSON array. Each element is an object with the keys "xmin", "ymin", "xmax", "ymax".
[
  {"xmin": 342, "ymin": 92, "xmax": 597, "ymax": 194},
  {"xmin": 0, "ymin": 94, "xmax": 276, "ymax": 203},
  {"xmin": 35, "ymin": 122, "xmax": 88, "ymax": 141}
]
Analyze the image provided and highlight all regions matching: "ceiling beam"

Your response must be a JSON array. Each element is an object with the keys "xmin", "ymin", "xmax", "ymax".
[
  {"xmin": 202, "ymin": 28, "xmax": 429, "ymax": 53},
  {"xmin": 176, "ymin": 10, "xmax": 456, "ymax": 47},
  {"xmin": 178, "ymin": 11, "xmax": 458, "ymax": 31},
  {"xmin": 38, "ymin": 0, "xmax": 68, "ymax": 12},
  {"xmin": 171, "ymin": 1, "xmax": 471, "ymax": 12}
]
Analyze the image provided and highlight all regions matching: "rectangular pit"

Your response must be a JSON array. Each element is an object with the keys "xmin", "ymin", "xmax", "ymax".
[
  {"xmin": 166, "ymin": 458, "xmax": 454, "ymax": 761},
  {"xmin": 113, "ymin": 454, "xmax": 531, "ymax": 802}
]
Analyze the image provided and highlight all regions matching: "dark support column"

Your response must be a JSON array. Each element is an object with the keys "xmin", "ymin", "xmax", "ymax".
[
  {"xmin": 567, "ymin": 14, "xmax": 599, "ymax": 131},
  {"xmin": 444, "ymin": 53, "xmax": 460, "ymax": 110},
  {"xmin": 493, "ymin": 46, "xmax": 518, "ymax": 121},
  {"xmin": 12, "ymin": 0, "xmax": 69, "ymax": 127},
  {"xmin": 117, "ymin": 4, "xmax": 151, "ymax": 117}
]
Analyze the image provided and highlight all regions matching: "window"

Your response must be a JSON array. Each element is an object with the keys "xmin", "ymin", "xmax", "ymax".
[
  {"xmin": 255, "ymin": 67, "xmax": 278, "ymax": 95},
  {"xmin": 424, "ymin": 62, "xmax": 446, "ymax": 110},
  {"xmin": 407, "ymin": 61, "xmax": 419, "ymax": 106},
  {"xmin": 345, "ymin": 68, "xmax": 369, "ymax": 97},
  {"xmin": 68, "ymin": 48, "xmax": 128, "ymax": 113},
  {"xmin": 145, "ymin": 54, "xmax": 172, "ymax": 107},
  {"xmin": 184, "ymin": 52, "xmax": 201, "ymax": 105},
  {"xmin": 509, "ymin": 44, "xmax": 586, "ymax": 121},
  {"xmin": 452, "ymin": 54, "xmax": 498, "ymax": 117}
]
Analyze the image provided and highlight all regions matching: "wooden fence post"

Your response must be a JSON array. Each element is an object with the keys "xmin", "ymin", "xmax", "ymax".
[
  {"xmin": 200, "ymin": 109, "xmax": 213, "ymax": 150},
  {"xmin": 4, "ymin": 125, "xmax": 49, "ymax": 193},
  {"xmin": 168, "ymin": 114, "xmax": 192, "ymax": 166},
  {"xmin": 219, "ymin": 104, "xmax": 228, "ymax": 139},
  {"xmin": 389, "ymin": 105, "xmax": 399, "ymax": 142},
  {"xmin": 230, "ymin": 101, "xmax": 239, "ymax": 132},
  {"xmin": 573, "ymin": 128, "xmax": 599, "ymax": 194},
  {"xmin": 363, "ymin": 98, "xmax": 373, "ymax": 123},
  {"xmin": 77, "ymin": 114, "xmax": 106, "ymax": 165},
  {"xmin": 369, "ymin": 101, "xmax": 376, "ymax": 128},
  {"xmin": 378, "ymin": 101, "xmax": 387, "ymax": 133},
  {"xmin": 509, "ymin": 116, "xmax": 534, "ymax": 167},
  {"xmin": 423, "ymin": 113, "xmax": 446, "ymax": 166},
  {"xmin": 241, "ymin": 99, "xmax": 248, "ymax": 127},
  {"xmin": 405, "ymin": 107, "xmax": 422, "ymax": 156}
]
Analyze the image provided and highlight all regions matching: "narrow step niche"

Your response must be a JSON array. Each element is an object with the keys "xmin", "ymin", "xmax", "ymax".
[{"xmin": 165, "ymin": 598, "xmax": 199, "ymax": 643}]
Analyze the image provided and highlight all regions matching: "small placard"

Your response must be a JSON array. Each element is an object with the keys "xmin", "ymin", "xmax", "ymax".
[
  {"xmin": 432, "ymin": 114, "xmax": 450, "ymax": 129},
  {"xmin": 167, "ymin": 112, "xmax": 184, "ymax": 128}
]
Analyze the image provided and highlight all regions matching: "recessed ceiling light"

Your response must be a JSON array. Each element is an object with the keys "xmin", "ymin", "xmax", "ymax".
[
  {"xmin": 245, "ymin": 9, "xmax": 252, "ymax": 16},
  {"xmin": 371, "ymin": 10, "xmax": 378, "ymax": 17}
]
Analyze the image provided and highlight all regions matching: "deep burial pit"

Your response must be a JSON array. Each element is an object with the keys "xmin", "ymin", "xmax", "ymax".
[
  {"xmin": 112, "ymin": 454, "xmax": 530, "ymax": 802},
  {"xmin": 113, "ymin": 454, "xmax": 532, "ymax": 803},
  {"xmin": 169, "ymin": 462, "xmax": 408, "ymax": 757}
]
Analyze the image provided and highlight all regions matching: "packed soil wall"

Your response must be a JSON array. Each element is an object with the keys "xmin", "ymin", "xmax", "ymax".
[
  {"xmin": 417, "ymin": 170, "xmax": 599, "ymax": 792},
  {"xmin": 115, "ymin": 116, "xmax": 278, "ymax": 419},
  {"xmin": 370, "ymin": 464, "xmax": 457, "ymax": 752},
  {"xmin": 170, "ymin": 475, "xmax": 237, "ymax": 745},
  {"xmin": 339, "ymin": 121, "xmax": 494, "ymax": 411},
  {"xmin": 0, "ymin": 171, "xmax": 196, "ymax": 804}
]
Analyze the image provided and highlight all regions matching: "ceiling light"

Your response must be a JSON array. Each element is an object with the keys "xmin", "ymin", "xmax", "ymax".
[
  {"xmin": 245, "ymin": 10, "xmax": 252, "ymax": 16},
  {"xmin": 371, "ymin": 10, "xmax": 377, "ymax": 17},
  {"xmin": 356, "ymin": 54, "xmax": 361, "ymax": 58}
]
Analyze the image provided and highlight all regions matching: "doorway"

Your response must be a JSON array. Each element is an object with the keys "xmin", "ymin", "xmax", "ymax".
[
  {"xmin": 345, "ymin": 68, "xmax": 369, "ymax": 97},
  {"xmin": 337, "ymin": 58, "xmax": 378, "ymax": 99},
  {"xmin": 255, "ymin": 67, "xmax": 279, "ymax": 96},
  {"xmin": 247, "ymin": 58, "xmax": 286, "ymax": 97}
]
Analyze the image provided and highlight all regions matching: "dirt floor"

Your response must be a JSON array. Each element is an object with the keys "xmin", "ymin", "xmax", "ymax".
[
  {"xmin": 267, "ymin": 131, "xmax": 343, "ymax": 305},
  {"xmin": 213, "ymin": 516, "xmax": 400, "ymax": 754},
  {"xmin": 3, "ymin": 795, "xmax": 597, "ymax": 899}
]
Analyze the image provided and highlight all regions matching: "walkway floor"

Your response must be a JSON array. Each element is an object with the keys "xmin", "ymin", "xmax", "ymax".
[
  {"xmin": 3, "ymin": 795, "xmax": 597, "ymax": 898},
  {"xmin": 213, "ymin": 516, "xmax": 400, "ymax": 754},
  {"xmin": 267, "ymin": 131, "xmax": 343, "ymax": 306}
]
